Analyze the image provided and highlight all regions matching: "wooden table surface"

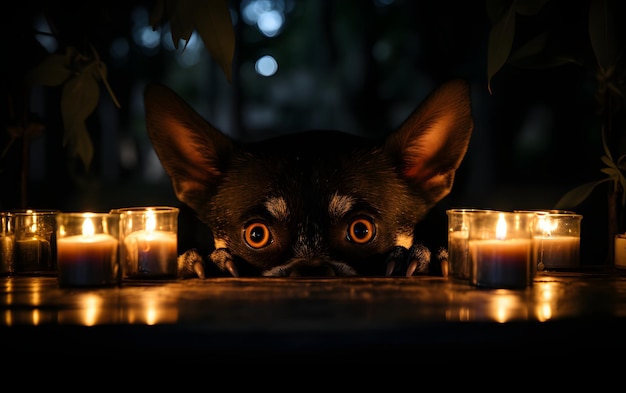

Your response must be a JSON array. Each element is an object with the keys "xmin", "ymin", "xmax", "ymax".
[{"xmin": 2, "ymin": 271, "xmax": 626, "ymax": 363}]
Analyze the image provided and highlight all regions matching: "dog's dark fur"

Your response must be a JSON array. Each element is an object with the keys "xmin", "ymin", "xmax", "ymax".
[{"xmin": 144, "ymin": 79, "xmax": 473, "ymax": 277}]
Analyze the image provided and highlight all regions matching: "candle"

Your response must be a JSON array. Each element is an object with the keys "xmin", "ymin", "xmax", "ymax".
[
  {"xmin": 615, "ymin": 234, "xmax": 626, "ymax": 269},
  {"xmin": 470, "ymin": 238, "xmax": 532, "ymax": 288},
  {"xmin": 446, "ymin": 208, "xmax": 497, "ymax": 280},
  {"xmin": 533, "ymin": 236, "xmax": 580, "ymax": 270},
  {"xmin": 530, "ymin": 211, "xmax": 582, "ymax": 271},
  {"xmin": 123, "ymin": 230, "xmax": 177, "ymax": 278},
  {"xmin": 56, "ymin": 213, "xmax": 120, "ymax": 287},
  {"xmin": 12, "ymin": 209, "xmax": 57, "ymax": 275},
  {"xmin": 117, "ymin": 206, "xmax": 179, "ymax": 279},
  {"xmin": 15, "ymin": 237, "xmax": 44, "ymax": 271},
  {"xmin": 469, "ymin": 212, "xmax": 533, "ymax": 288}
]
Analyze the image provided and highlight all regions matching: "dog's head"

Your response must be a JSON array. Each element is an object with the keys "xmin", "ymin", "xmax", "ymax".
[{"xmin": 144, "ymin": 80, "xmax": 473, "ymax": 276}]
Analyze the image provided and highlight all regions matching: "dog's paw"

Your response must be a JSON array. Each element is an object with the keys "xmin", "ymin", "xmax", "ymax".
[
  {"xmin": 177, "ymin": 248, "xmax": 207, "ymax": 279},
  {"xmin": 209, "ymin": 248, "xmax": 240, "ymax": 277},
  {"xmin": 385, "ymin": 244, "xmax": 431, "ymax": 276}
]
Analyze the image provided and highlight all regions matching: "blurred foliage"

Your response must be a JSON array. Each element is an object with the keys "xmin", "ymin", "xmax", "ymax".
[
  {"xmin": 17, "ymin": 0, "xmax": 234, "ymax": 171},
  {"xmin": 486, "ymin": 0, "xmax": 625, "ymax": 212}
]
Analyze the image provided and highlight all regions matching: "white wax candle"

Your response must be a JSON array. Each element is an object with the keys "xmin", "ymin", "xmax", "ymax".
[
  {"xmin": 470, "ymin": 238, "xmax": 531, "ymax": 288},
  {"xmin": 57, "ymin": 233, "xmax": 119, "ymax": 287},
  {"xmin": 533, "ymin": 236, "xmax": 580, "ymax": 269},
  {"xmin": 615, "ymin": 235, "xmax": 626, "ymax": 269},
  {"xmin": 123, "ymin": 230, "xmax": 177, "ymax": 278},
  {"xmin": 15, "ymin": 237, "xmax": 42, "ymax": 271}
]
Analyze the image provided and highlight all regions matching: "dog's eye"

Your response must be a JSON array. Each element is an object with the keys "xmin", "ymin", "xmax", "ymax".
[
  {"xmin": 244, "ymin": 222, "xmax": 272, "ymax": 249},
  {"xmin": 347, "ymin": 217, "xmax": 375, "ymax": 244}
]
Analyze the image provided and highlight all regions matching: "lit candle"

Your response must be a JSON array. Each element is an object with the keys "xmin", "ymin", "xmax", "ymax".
[
  {"xmin": 122, "ymin": 210, "xmax": 177, "ymax": 278},
  {"xmin": 57, "ymin": 216, "xmax": 119, "ymax": 287},
  {"xmin": 469, "ymin": 212, "xmax": 532, "ymax": 288},
  {"xmin": 12, "ymin": 210, "xmax": 57, "ymax": 275},
  {"xmin": 532, "ymin": 213, "xmax": 582, "ymax": 270},
  {"xmin": 534, "ymin": 236, "xmax": 580, "ymax": 269}
]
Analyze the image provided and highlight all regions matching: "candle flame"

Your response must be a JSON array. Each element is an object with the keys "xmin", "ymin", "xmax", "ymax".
[
  {"xmin": 82, "ymin": 218, "xmax": 95, "ymax": 238},
  {"xmin": 496, "ymin": 213, "xmax": 507, "ymax": 240},
  {"xmin": 537, "ymin": 216, "xmax": 557, "ymax": 237},
  {"xmin": 146, "ymin": 211, "xmax": 156, "ymax": 233}
]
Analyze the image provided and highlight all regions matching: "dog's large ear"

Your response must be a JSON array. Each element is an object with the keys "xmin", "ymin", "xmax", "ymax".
[
  {"xmin": 144, "ymin": 83, "xmax": 234, "ymax": 210},
  {"xmin": 384, "ymin": 79, "xmax": 473, "ymax": 206}
]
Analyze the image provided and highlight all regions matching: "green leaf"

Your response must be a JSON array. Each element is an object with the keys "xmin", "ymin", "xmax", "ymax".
[
  {"xmin": 61, "ymin": 72, "xmax": 100, "ymax": 127},
  {"xmin": 601, "ymin": 154, "xmax": 617, "ymax": 169},
  {"xmin": 150, "ymin": 0, "xmax": 166, "ymax": 28},
  {"xmin": 601, "ymin": 167, "xmax": 621, "ymax": 178},
  {"xmin": 156, "ymin": 0, "xmax": 234, "ymax": 82},
  {"xmin": 193, "ymin": 0, "xmax": 235, "ymax": 83},
  {"xmin": 554, "ymin": 179, "xmax": 610, "ymax": 209},
  {"xmin": 487, "ymin": 5, "xmax": 516, "ymax": 94},
  {"xmin": 93, "ymin": 60, "xmax": 121, "ymax": 109},
  {"xmin": 168, "ymin": 0, "xmax": 196, "ymax": 49},
  {"xmin": 65, "ymin": 120, "xmax": 94, "ymax": 172},
  {"xmin": 25, "ymin": 54, "xmax": 71, "ymax": 87},
  {"xmin": 60, "ymin": 74, "xmax": 100, "ymax": 169}
]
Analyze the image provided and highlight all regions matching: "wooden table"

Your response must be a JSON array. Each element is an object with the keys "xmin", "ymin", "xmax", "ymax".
[{"xmin": 2, "ymin": 271, "xmax": 626, "ymax": 363}]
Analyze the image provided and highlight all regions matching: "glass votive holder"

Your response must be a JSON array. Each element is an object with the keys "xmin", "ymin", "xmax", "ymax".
[
  {"xmin": 115, "ymin": 206, "xmax": 179, "ymax": 280},
  {"xmin": 468, "ymin": 211, "xmax": 534, "ymax": 289},
  {"xmin": 615, "ymin": 233, "xmax": 626, "ymax": 270},
  {"xmin": 56, "ymin": 212, "xmax": 120, "ymax": 288},
  {"xmin": 0, "ymin": 212, "xmax": 14, "ymax": 276},
  {"xmin": 12, "ymin": 209, "xmax": 59, "ymax": 276},
  {"xmin": 446, "ymin": 208, "xmax": 498, "ymax": 280},
  {"xmin": 527, "ymin": 210, "xmax": 582, "ymax": 272}
]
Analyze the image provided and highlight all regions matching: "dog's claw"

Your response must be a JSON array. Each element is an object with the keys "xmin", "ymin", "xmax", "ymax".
[
  {"xmin": 209, "ymin": 248, "xmax": 241, "ymax": 277},
  {"xmin": 406, "ymin": 260, "xmax": 418, "ymax": 277},
  {"xmin": 193, "ymin": 261, "xmax": 206, "ymax": 279},
  {"xmin": 225, "ymin": 259, "xmax": 239, "ymax": 277},
  {"xmin": 385, "ymin": 244, "xmax": 431, "ymax": 276},
  {"xmin": 385, "ymin": 259, "xmax": 395, "ymax": 276},
  {"xmin": 437, "ymin": 247, "xmax": 449, "ymax": 277},
  {"xmin": 177, "ymin": 249, "xmax": 206, "ymax": 279},
  {"xmin": 408, "ymin": 243, "xmax": 431, "ymax": 275}
]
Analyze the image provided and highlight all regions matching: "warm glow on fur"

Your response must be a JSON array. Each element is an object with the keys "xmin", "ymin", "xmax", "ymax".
[
  {"xmin": 396, "ymin": 233, "xmax": 413, "ymax": 248},
  {"xmin": 145, "ymin": 80, "xmax": 473, "ymax": 277},
  {"xmin": 328, "ymin": 192, "xmax": 354, "ymax": 221}
]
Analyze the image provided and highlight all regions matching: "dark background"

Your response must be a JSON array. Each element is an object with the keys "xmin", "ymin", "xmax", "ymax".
[{"xmin": 1, "ymin": 0, "xmax": 623, "ymax": 266}]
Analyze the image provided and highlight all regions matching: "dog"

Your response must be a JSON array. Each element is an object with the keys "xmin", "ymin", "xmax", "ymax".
[{"xmin": 144, "ymin": 79, "xmax": 473, "ymax": 278}]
